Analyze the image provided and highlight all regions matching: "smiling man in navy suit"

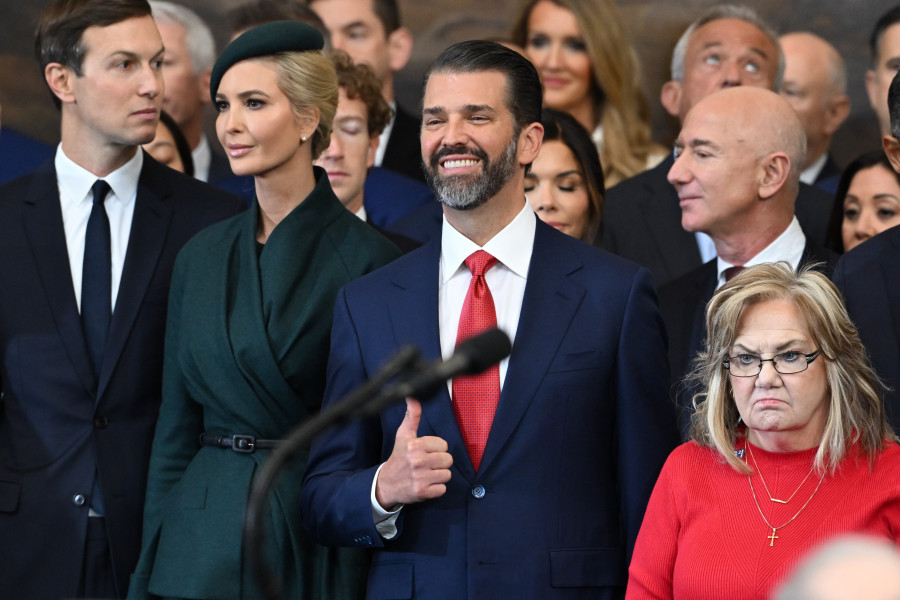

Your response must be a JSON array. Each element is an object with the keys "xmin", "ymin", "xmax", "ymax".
[
  {"xmin": 302, "ymin": 40, "xmax": 676, "ymax": 599},
  {"xmin": 0, "ymin": 1, "xmax": 244, "ymax": 598}
]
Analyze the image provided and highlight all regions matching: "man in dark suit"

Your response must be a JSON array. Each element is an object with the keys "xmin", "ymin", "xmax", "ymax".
[
  {"xmin": 833, "ymin": 70, "xmax": 900, "ymax": 433},
  {"xmin": 301, "ymin": 41, "xmax": 677, "ymax": 599},
  {"xmin": 659, "ymin": 87, "xmax": 838, "ymax": 437},
  {"xmin": 601, "ymin": 5, "xmax": 833, "ymax": 288},
  {"xmin": 0, "ymin": 2, "xmax": 244, "ymax": 598},
  {"xmin": 0, "ymin": 104, "xmax": 55, "ymax": 184},
  {"xmin": 310, "ymin": 0, "xmax": 425, "ymax": 183},
  {"xmin": 780, "ymin": 32, "xmax": 850, "ymax": 195}
]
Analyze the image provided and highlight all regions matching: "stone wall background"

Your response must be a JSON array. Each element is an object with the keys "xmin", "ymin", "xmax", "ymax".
[{"xmin": 0, "ymin": 0, "xmax": 884, "ymax": 169}]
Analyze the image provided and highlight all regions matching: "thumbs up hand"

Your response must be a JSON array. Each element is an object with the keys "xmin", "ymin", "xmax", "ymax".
[{"xmin": 374, "ymin": 398, "xmax": 453, "ymax": 509}]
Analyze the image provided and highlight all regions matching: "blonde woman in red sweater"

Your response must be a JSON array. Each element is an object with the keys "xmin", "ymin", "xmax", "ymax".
[{"xmin": 627, "ymin": 262, "xmax": 900, "ymax": 600}]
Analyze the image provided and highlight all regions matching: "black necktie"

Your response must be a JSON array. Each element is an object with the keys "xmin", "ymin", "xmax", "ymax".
[{"xmin": 82, "ymin": 180, "xmax": 112, "ymax": 378}]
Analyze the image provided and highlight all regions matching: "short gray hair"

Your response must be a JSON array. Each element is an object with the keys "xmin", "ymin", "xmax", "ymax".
[
  {"xmin": 670, "ymin": 4, "xmax": 784, "ymax": 90},
  {"xmin": 150, "ymin": 0, "xmax": 216, "ymax": 73}
]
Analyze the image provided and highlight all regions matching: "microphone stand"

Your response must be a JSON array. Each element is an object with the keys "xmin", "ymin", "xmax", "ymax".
[{"xmin": 243, "ymin": 344, "xmax": 423, "ymax": 600}]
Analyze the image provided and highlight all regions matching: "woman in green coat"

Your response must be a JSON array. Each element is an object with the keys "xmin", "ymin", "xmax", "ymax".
[{"xmin": 128, "ymin": 21, "xmax": 400, "ymax": 600}]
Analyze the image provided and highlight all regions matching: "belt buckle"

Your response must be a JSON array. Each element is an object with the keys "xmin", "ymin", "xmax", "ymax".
[{"xmin": 232, "ymin": 435, "xmax": 256, "ymax": 453}]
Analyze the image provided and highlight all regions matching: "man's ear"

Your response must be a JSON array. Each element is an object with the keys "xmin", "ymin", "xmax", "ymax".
[
  {"xmin": 758, "ymin": 152, "xmax": 791, "ymax": 200},
  {"xmin": 387, "ymin": 26, "xmax": 413, "ymax": 73},
  {"xmin": 518, "ymin": 122, "xmax": 543, "ymax": 166},
  {"xmin": 661, "ymin": 81, "xmax": 683, "ymax": 119},
  {"xmin": 198, "ymin": 68, "xmax": 212, "ymax": 105},
  {"xmin": 45, "ymin": 62, "xmax": 77, "ymax": 106},
  {"xmin": 865, "ymin": 69, "xmax": 879, "ymax": 111},
  {"xmin": 823, "ymin": 94, "xmax": 851, "ymax": 135},
  {"xmin": 883, "ymin": 135, "xmax": 900, "ymax": 174}
]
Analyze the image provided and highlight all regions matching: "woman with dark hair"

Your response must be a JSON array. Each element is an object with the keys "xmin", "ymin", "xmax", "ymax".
[
  {"xmin": 826, "ymin": 150, "xmax": 900, "ymax": 252},
  {"xmin": 511, "ymin": 0, "xmax": 666, "ymax": 186},
  {"xmin": 143, "ymin": 110, "xmax": 194, "ymax": 176},
  {"xmin": 525, "ymin": 107, "xmax": 604, "ymax": 242},
  {"xmin": 129, "ymin": 21, "xmax": 399, "ymax": 600}
]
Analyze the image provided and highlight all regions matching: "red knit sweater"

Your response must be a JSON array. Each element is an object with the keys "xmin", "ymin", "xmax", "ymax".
[{"xmin": 626, "ymin": 439, "xmax": 900, "ymax": 600}]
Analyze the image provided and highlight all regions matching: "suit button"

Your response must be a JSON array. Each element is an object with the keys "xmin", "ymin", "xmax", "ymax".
[
  {"xmin": 72, "ymin": 494, "xmax": 86, "ymax": 506},
  {"xmin": 94, "ymin": 416, "xmax": 108, "ymax": 429},
  {"xmin": 472, "ymin": 485, "xmax": 486, "ymax": 499}
]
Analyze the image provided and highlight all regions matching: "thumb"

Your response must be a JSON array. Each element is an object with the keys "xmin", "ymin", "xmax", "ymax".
[{"xmin": 395, "ymin": 397, "xmax": 422, "ymax": 441}]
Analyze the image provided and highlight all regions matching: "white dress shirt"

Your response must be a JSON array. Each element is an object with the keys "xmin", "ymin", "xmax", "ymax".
[
  {"xmin": 374, "ymin": 101, "xmax": 397, "ymax": 167},
  {"xmin": 372, "ymin": 201, "xmax": 537, "ymax": 536},
  {"xmin": 191, "ymin": 135, "xmax": 212, "ymax": 182},
  {"xmin": 57, "ymin": 146, "xmax": 140, "ymax": 313},
  {"xmin": 800, "ymin": 153, "xmax": 828, "ymax": 186},
  {"xmin": 715, "ymin": 216, "xmax": 806, "ymax": 289}
]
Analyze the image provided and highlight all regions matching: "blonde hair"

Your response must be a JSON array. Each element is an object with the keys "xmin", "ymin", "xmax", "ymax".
[
  {"xmin": 268, "ymin": 50, "xmax": 338, "ymax": 159},
  {"xmin": 686, "ymin": 262, "xmax": 895, "ymax": 475},
  {"xmin": 512, "ymin": 0, "xmax": 665, "ymax": 186}
]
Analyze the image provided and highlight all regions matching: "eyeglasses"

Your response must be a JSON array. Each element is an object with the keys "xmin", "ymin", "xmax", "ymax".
[{"xmin": 722, "ymin": 350, "xmax": 821, "ymax": 377}]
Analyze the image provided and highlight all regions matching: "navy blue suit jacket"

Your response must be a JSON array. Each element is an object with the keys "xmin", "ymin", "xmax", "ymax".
[
  {"xmin": 363, "ymin": 166, "xmax": 434, "ymax": 228},
  {"xmin": 833, "ymin": 227, "xmax": 900, "ymax": 432},
  {"xmin": 0, "ymin": 127, "xmax": 54, "ymax": 184},
  {"xmin": 0, "ymin": 154, "xmax": 245, "ymax": 600},
  {"xmin": 301, "ymin": 218, "xmax": 677, "ymax": 599}
]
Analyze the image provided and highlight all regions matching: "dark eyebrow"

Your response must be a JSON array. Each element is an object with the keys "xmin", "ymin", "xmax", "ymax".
[
  {"xmin": 423, "ymin": 106, "xmax": 444, "ymax": 117},
  {"xmin": 554, "ymin": 170, "xmax": 583, "ymax": 179},
  {"xmin": 461, "ymin": 104, "xmax": 496, "ymax": 115},
  {"xmin": 732, "ymin": 340, "xmax": 807, "ymax": 354}
]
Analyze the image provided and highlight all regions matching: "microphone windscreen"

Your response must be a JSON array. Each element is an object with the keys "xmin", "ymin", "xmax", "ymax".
[{"xmin": 455, "ymin": 328, "xmax": 512, "ymax": 375}]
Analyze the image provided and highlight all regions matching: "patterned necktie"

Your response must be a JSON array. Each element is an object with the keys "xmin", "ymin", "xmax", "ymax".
[
  {"xmin": 82, "ymin": 180, "xmax": 112, "ymax": 379},
  {"xmin": 724, "ymin": 265, "xmax": 745, "ymax": 283},
  {"xmin": 452, "ymin": 250, "xmax": 500, "ymax": 471}
]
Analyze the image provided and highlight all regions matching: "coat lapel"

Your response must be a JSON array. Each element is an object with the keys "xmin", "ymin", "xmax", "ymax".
[
  {"xmin": 21, "ymin": 162, "xmax": 97, "ymax": 396},
  {"xmin": 478, "ymin": 223, "xmax": 586, "ymax": 476},
  {"xmin": 98, "ymin": 157, "xmax": 173, "ymax": 400}
]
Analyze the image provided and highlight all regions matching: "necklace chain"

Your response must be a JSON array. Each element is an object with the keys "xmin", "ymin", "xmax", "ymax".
[
  {"xmin": 745, "ymin": 441, "xmax": 826, "ymax": 547},
  {"xmin": 747, "ymin": 442, "xmax": 815, "ymax": 504}
]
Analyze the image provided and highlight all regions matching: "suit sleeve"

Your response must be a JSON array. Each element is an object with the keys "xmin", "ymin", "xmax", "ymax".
[
  {"xmin": 614, "ymin": 267, "xmax": 679, "ymax": 560},
  {"xmin": 625, "ymin": 454, "xmax": 678, "ymax": 600},
  {"xmin": 300, "ymin": 286, "xmax": 390, "ymax": 549},
  {"xmin": 130, "ymin": 254, "xmax": 205, "ymax": 595}
]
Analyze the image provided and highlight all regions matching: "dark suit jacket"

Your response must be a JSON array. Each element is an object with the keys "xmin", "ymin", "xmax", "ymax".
[
  {"xmin": 207, "ymin": 149, "xmax": 255, "ymax": 205},
  {"xmin": 812, "ymin": 153, "xmax": 842, "ymax": 195},
  {"xmin": 600, "ymin": 156, "xmax": 836, "ymax": 287},
  {"xmin": 386, "ymin": 199, "xmax": 444, "ymax": 244},
  {"xmin": 659, "ymin": 243, "xmax": 839, "ymax": 437},
  {"xmin": 301, "ymin": 219, "xmax": 678, "ymax": 599},
  {"xmin": 363, "ymin": 166, "xmax": 434, "ymax": 228},
  {"xmin": 833, "ymin": 227, "xmax": 900, "ymax": 432},
  {"xmin": 381, "ymin": 104, "xmax": 425, "ymax": 183},
  {"xmin": 0, "ymin": 127, "xmax": 54, "ymax": 185},
  {"xmin": 0, "ymin": 154, "xmax": 244, "ymax": 600}
]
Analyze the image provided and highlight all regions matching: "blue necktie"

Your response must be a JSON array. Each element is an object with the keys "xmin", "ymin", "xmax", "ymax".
[{"xmin": 82, "ymin": 180, "xmax": 112, "ymax": 379}]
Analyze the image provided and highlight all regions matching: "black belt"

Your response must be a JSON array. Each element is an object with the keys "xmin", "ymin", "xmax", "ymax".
[{"xmin": 199, "ymin": 433, "xmax": 283, "ymax": 453}]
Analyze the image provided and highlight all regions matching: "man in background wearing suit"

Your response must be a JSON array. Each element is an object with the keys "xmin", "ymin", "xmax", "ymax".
[
  {"xmin": 833, "ymin": 70, "xmax": 900, "ymax": 433},
  {"xmin": 779, "ymin": 32, "xmax": 850, "ymax": 194},
  {"xmin": 659, "ymin": 86, "xmax": 837, "ymax": 437},
  {"xmin": 302, "ymin": 40, "xmax": 676, "ymax": 599},
  {"xmin": 309, "ymin": 0, "xmax": 425, "ymax": 183},
  {"xmin": 601, "ymin": 5, "xmax": 834, "ymax": 287},
  {"xmin": 0, "ymin": 1, "xmax": 244, "ymax": 598}
]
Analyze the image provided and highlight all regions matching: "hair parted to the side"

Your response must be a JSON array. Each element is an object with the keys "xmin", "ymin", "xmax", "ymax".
[
  {"xmin": 35, "ymin": 0, "xmax": 152, "ymax": 109},
  {"xmin": 267, "ymin": 49, "xmax": 338, "ymax": 159},
  {"xmin": 331, "ymin": 50, "xmax": 392, "ymax": 137},
  {"xmin": 511, "ymin": 0, "xmax": 664, "ymax": 186},
  {"xmin": 669, "ymin": 4, "xmax": 784, "ymax": 89},
  {"xmin": 686, "ymin": 262, "xmax": 895, "ymax": 475},
  {"xmin": 539, "ymin": 107, "xmax": 604, "ymax": 242},
  {"xmin": 423, "ymin": 39, "xmax": 542, "ymax": 137}
]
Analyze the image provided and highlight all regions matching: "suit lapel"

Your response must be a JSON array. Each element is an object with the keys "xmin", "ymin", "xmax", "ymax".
[
  {"xmin": 478, "ymin": 223, "xmax": 585, "ymax": 475},
  {"xmin": 21, "ymin": 163, "xmax": 97, "ymax": 396},
  {"xmin": 98, "ymin": 158, "xmax": 173, "ymax": 399}
]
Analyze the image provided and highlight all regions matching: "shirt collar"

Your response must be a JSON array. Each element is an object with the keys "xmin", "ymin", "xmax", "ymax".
[
  {"xmin": 799, "ymin": 153, "xmax": 828, "ymax": 186},
  {"xmin": 192, "ymin": 135, "xmax": 212, "ymax": 182},
  {"xmin": 55, "ymin": 144, "xmax": 143, "ymax": 207},
  {"xmin": 716, "ymin": 216, "xmax": 806, "ymax": 283},
  {"xmin": 440, "ymin": 201, "xmax": 535, "ymax": 284}
]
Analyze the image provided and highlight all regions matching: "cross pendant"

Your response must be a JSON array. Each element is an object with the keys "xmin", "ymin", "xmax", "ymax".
[{"xmin": 767, "ymin": 528, "xmax": 778, "ymax": 547}]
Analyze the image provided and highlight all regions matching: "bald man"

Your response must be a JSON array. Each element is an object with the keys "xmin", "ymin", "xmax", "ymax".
[
  {"xmin": 780, "ymin": 32, "xmax": 850, "ymax": 193},
  {"xmin": 600, "ymin": 5, "xmax": 835, "ymax": 287},
  {"xmin": 658, "ymin": 86, "xmax": 838, "ymax": 436}
]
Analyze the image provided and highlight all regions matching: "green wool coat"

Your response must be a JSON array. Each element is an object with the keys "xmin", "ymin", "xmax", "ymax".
[{"xmin": 128, "ymin": 170, "xmax": 401, "ymax": 600}]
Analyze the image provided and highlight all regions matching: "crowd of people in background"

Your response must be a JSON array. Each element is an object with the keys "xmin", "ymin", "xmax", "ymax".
[{"xmin": 1, "ymin": 1, "xmax": 900, "ymax": 599}]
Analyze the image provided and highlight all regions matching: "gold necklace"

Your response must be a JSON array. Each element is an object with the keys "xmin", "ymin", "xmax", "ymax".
[
  {"xmin": 745, "ymin": 443, "xmax": 825, "ymax": 547},
  {"xmin": 746, "ymin": 442, "xmax": 816, "ymax": 504}
]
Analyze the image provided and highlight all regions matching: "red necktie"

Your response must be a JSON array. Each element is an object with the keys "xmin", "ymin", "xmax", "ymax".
[
  {"xmin": 452, "ymin": 250, "xmax": 500, "ymax": 471},
  {"xmin": 724, "ymin": 265, "xmax": 745, "ymax": 282}
]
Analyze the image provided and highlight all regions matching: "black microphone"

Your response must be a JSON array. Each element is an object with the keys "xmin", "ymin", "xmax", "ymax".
[{"xmin": 357, "ymin": 327, "xmax": 512, "ymax": 417}]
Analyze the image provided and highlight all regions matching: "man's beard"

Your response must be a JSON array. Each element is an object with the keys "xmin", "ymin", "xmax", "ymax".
[{"xmin": 424, "ymin": 134, "xmax": 518, "ymax": 210}]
